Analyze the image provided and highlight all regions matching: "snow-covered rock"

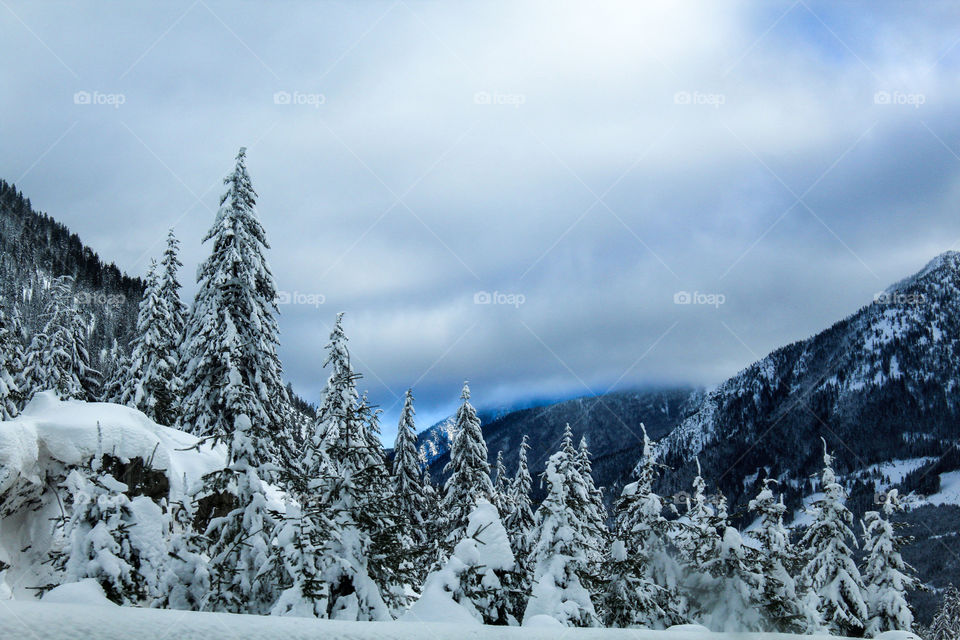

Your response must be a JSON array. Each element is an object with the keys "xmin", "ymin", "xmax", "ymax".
[
  {"xmin": 0, "ymin": 394, "xmax": 228, "ymax": 598},
  {"xmin": 0, "ymin": 392, "xmax": 224, "ymax": 503}
]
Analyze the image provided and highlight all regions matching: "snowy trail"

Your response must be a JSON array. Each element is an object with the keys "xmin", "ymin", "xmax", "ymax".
[{"xmin": 0, "ymin": 601, "xmax": 845, "ymax": 640}]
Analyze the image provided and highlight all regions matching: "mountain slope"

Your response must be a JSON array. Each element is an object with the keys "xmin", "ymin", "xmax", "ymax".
[
  {"xmin": 426, "ymin": 387, "xmax": 700, "ymax": 503},
  {"xmin": 0, "ymin": 179, "xmax": 144, "ymax": 363},
  {"xmin": 657, "ymin": 251, "xmax": 960, "ymax": 505}
]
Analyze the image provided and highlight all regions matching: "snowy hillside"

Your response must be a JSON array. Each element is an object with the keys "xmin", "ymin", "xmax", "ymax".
[{"xmin": 0, "ymin": 600, "xmax": 858, "ymax": 640}]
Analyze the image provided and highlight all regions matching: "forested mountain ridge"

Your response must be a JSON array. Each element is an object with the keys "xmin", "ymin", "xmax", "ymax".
[
  {"xmin": 656, "ymin": 251, "xmax": 960, "ymax": 509},
  {"xmin": 0, "ymin": 179, "xmax": 144, "ymax": 365},
  {"xmin": 424, "ymin": 387, "xmax": 701, "ymax": 503}
]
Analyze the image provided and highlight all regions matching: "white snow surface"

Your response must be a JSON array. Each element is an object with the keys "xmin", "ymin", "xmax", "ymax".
[
  {"xmin": 0, "ymin": 600, "xmax": 851, "ymax": 640},
  {"xmin": 0, "ymin": 392, "xmax": 225, "ymax": 501},
  {"xmin": 41, "ymin": 579, "xmax": 117, "ymax": 607}
]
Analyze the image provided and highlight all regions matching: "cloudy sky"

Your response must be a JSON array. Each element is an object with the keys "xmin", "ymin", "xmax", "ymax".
[{"xmin": 3, "ymin": 1, "xmax": 960, "ymax": 440}]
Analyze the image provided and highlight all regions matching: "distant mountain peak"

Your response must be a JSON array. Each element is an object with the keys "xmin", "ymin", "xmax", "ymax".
[{"xmin": 885, "ymin": 250, "xmax": 960, "ymax": 295}]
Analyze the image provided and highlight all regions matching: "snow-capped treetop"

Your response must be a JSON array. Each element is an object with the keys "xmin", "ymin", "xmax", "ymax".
[
  {"xmin": 502, "ymin": 434, "xmax": 535, "ymax": 561},
  {"xmin": 120, "ymin": 259, "xmax": 181, "ymax": 426},
  {"xmin": 180, "ymin": 148, "xmax": 287, "ymax": 446},
  {"xmin": 862, "ymin": 489, "xmax": 921, "ymax": 636},
  {"xmin": 392, "ymin": 389, "xmax": 428, "ymax": 538},
  {"xmin": 160, "ymin": 228, "xmax": 187, "ymax": 344},
  {"xmin": 799, "ymin": 441, "xmax": 868, "ymax": 637},
  {"xmin": 440, "ymin": 381, "xmax": 493, "ymax": 548}
]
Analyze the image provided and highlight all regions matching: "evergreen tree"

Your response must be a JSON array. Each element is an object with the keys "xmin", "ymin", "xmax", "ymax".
[
  {"xmin": 440, "ymin": 382, "xmax": 493, "ymax": 551},
  {"xmin": 799, "ymin": 441, "xmax": 868, "ymax": 637},
  {"xmin": 120, "ymin": 260, "xmax": 180, "ymax": 425},
  {"xmin": 674, "ymin": 460, "xmax": 764, "ymax": 631},
  {"xmin": 23, "ymin": 276, "xmax": 96, "ymax": 401},
  {"xmin": 158, "ymin": 494, "xmax": 210, "ymax": 611},
  {"xmin": 862, "ymin": 489, "xmax": 922, "ymax": 636},
  {"xmin": 502, "ymin": 435, "xmax": 536, "ymax": 561},
  {"xmin": 410, "ymin": 500, "xmax": 516, "ymax": 625},
  {"xmin": 576, "ymin": 435, "xmax": 608, "ymax": 562},
  {"xmin": 203, "ymin": 408, "xmax": 277, "ymax": 614},
  {"xmin": 270, "ymin": 501, "xmax": 329, "ymax": 618},
  {"xmin": 0, "ymin": 306, "xmax": 24, "ymax": 419},
  {"xmin": 600, "ymin": 425, "xmax": 681, "ymax": 629},
  {"xmin": 306, "ymin": 316, "xmax": 405, "ymax": 615},
  {"xmin": 61, "ymin": 469, "xmax": 147, "ymax": 605},
  {"xmin": 179, "ymin": 148, "xmax": 287, "ymax": 444},
  {"xmin": 159, "ymin": 228, "xmax": 187, "ymax": 347},
  {"xmin": 501, "ymin": 435, "xmax": 536, "ymax": 622},
  {"xmin": 748, "ymin": 479, "xmax": 804, "ymax": 632},
  {"xmin": 929, "ymin": 586, "xmax": 960, "ymax": 640},
  {"xmin": 492, "ymin": 450, "xmax": 509, "ymax": 517},
  {"xmin": 523, "ymin": 425, "xmax": 600, "ymax": 627},
  {"xmin": 391, "ymin": 389, "xmax": 430, "ymax": 580},
  {"xmin": 313, "ymin": 395, "xmax": 392, "ymax": 621},
  {"xmin": 99, "ymin": 338, "xmax": 129, "ymax": 404}
]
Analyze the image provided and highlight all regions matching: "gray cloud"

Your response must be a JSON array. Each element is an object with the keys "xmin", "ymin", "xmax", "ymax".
[{"xmin": 3, "ymin": 1, "xmax": 960, "ymax": 439}]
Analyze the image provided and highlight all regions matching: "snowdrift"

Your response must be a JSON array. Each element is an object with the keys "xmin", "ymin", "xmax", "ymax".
[
  {"xmin": 0, "ymin": 600, "xmax": 852, "ymax": 640},
  {"xmin": 0, "ymin": 392, "xmax": 226, "ymax": 595}
]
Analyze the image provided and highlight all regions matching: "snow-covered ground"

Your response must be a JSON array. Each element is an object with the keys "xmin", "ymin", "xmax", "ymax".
[{"xmin": 0, "ymin": 600, "xmax": 852, "ymax": 640}]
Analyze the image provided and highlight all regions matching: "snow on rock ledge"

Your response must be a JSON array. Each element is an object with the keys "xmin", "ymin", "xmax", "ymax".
[{"xmin": 0, "ymin": 391, "xmax": 225, "ymax": 503}]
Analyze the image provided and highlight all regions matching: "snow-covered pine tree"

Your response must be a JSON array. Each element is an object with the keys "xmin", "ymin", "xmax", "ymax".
[
  {"xmin": 748, "ymin": 479, "xmax": 804, "ymax": 632},
  {"xmin": 304, "ymin": 313, "xmax": 354, "ymax": 480},
  {"xmin": 440, "ymin": 382, "xmax": 493, "ymax": 551},
  {"xmin": 799, "ymin": 440, "xmax": 868, "ymax": 637},
  {"xmin": 270, "ymin": 501, "xmax": 329, "ymax": 618},
  {"xmin": 500, "ymin": 435, "xmax": 536, "ymax": 622},
  {"xmin": 675, "ymin": 459, "xmax": 719, "ymax": 568},
  {"xmin": 120, "ymin": 260, "xmax": 181, "ymax": 425},
  {"xmin": 303, "ymin": 316, "xmax": 405, "ymax": 615},
  {"xmin": 160, "ymin": 228, "xmax": 187, "ymax": 347},
  {"xmin": 600, "ymin": 424, "xmax": 681, "ymax": 629},
  {"xmin": 23, "ymin": 276, "xmax": 97, "ymax": 402},
  {"xmin": 99, "ymin": 339, "xmax": 129, "ymax": 404},
  {"xmin": 202, "ymin": 403, "xmax": 278, "ymax": 614},
  {"xmin": 158, "ymin": 494, "xmax": 210, "ymax": 611},
  {"xmin": 420, "ymin": 459, "xmax": 443, "ymax": 571},
  {"xmin": 0, "ymin": 306, "xmax": 24, "ymax": 419},
  {"xmin": 407, "ymin": 499, "xmax": 516, "ymax": 625},
  {"xmin": 503, "ymin": 435, "xmax": 536, "ymax": 560},
  {"xmin": 313, "ymin": 393, "xmax": 392, "ymax": 621},
  {"xmin": 862, "ymin": 489, "xmax": 922, "ymax": 637},
  {"xmin": 179, "ymin": 148, "xmax": 287, "ymax": 445},
  {"xmin": 61, "ymin": 469, "xmax": 147, "ymax": 605},
  {"xmin": 929, "ymin": 586, "xmax": 960, "ymax": 640},
  {"xmin": 577, "ymin": 435, "xmax": 608, "ymax": 562},
  {"xmin": 523, "ymin": 424, "xmax": 600, "ymax": 627},
  {"xmin": 492, "ymin": 450, "xmax": 509, "ymax": 517},
  {"xmin": 702, "ymin": 523, "xmax": 765, "ymax": 632},
  {"xmin": 391, "ymin": 389, "xmax": 430, "ymax": 580}
]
